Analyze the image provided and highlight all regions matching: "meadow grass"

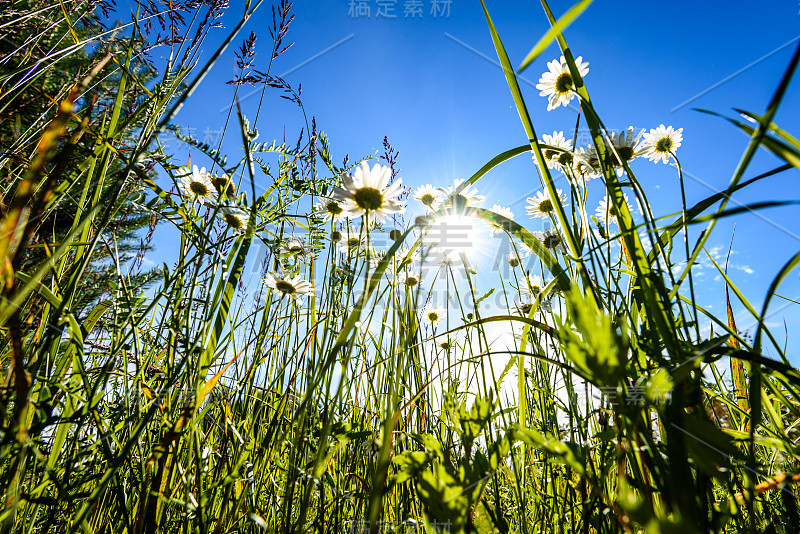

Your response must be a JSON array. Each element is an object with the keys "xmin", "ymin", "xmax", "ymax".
[{"xmin": 2, "ymin": 1, "xmax": 800, "ymax": 533}]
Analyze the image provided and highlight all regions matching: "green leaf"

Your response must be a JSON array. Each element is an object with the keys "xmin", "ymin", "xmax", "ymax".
[
  {"xmin": 645, "ymin": 369, "xmax": 674, "ymax": 403},
  {"xmin": 514, "ymin": 427, "xmax": 586, "ymax": 476},
  {"xmin": 518, "ymin": 0, "xmax": 594, "ymax": 73},
  {"xmin": 557, "ymin": 285, "xmax": 628, "ymax": 387},
  {"xmin": 470, "ymin": 207, "xmax": 571, "ymax": 290},
  {"xmin": 674, "ymin": 415, "xmax": 745, "ymax": 477}
]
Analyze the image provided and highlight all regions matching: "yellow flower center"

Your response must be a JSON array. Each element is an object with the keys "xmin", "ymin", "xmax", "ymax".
[
  {"xmin": 327, "ymin": 201, "xmax": 343, "ymax": 215},
  {"xmin": 353, "ymin": 187, "xmax": 384, "ymax": 211},
  {"xmin": 420, "ymin": 193, "xmax": 435, "ymax": 206},
  {"xmin": 274, "ymin": 280, "xmax": 296, "ymax": 294},
  {"xmin": 212, "ymin": 176, "xmax": 234, "ymax": 196},
  {"xmin": 543, "ymin": 234, "xmax": 561, "ymax": 249},
  {"xmin": 538, "ymin": 199, "xmax": 554, "ymax": 213},
  {"xmin": 453, "ymin": 194, "xmax": 468, "ymax": 212},
  {"xmin": 655, "ymin": 137, "xmax": 673, "ymax": 153},
  {"xmin": 554, "ymin": 72, "xmax": 574, "ymax": 94},
  {"xmin": 618, "ymin": 145, "xmax": 635, "ymax": 161},
  {"xmin": 190, "ymin": 181, "xmax": 209, "ymax": 196},
  {"xmin": 224, "ymin": 213, "xmax": 243, "ymax": 229}
]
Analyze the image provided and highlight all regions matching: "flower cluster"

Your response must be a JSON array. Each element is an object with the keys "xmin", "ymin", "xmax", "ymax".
[
  {"xmin": 176, "ymin": 164, "xmax": 249, "ymax": 234},
  {"xmin": 407, "ymin": 179, "xmax": 572, "ymax": 268},
  {"xmin": 535, "ymin": 55, "xmax": 683, "ymax": 169},
  {"xmin": 261, "ymin": 161, "xmax": 410, "ymax": 305},
  {"xmin": 516, "ymin": 274, "xmax": 555, "ymax": 314},
  {"xmin": 535, "ymin": 125, "xmax": 682, "ymax": 183},
  {"xmin": 525, "ymin": 56, "xmax": 684, "ymax": 232},
  {"xmin": 176, "ymin": 164, "xmax": 318, "ymax": 305}
]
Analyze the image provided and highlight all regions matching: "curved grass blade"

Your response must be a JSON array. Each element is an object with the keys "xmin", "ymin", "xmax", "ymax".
[
  {"xmin": 703, "ymin": 247, "xmax": 786, "ymax": 361},
  {"xmin": 518, "ymin": 0, "xmax": 594, "ymax": 73},
  {"xmin": 479, "ymin": 0, "xmax": 591, "ymax": 291},
  {"xmin": 648, "ymin": 164, "xmax": 792, "ymax": 264},
  {"xmin": 470, "ymin": 207, "xmax": 571, "ymax": 290}
]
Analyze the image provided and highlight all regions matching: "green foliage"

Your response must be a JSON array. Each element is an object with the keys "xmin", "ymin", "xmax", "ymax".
[
  {"xmin": 393, "ymin": 395, "xmax": 513, "ymax": 533},
  {"xmin": 0, "ymin": 0, "xmax": 799, "ymax": 533},
  {"xmin": 1, "ymin": 0, "xmax": 160, "ymax": 316},
  {"xmin": 557, "ymin": 284, "xmax": 628, "ymax": 387}
]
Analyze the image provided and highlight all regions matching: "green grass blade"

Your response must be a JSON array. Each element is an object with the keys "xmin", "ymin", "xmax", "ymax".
[{"xmin": 518, "ymin": 0, "xmax": 594, "ymax": 73}]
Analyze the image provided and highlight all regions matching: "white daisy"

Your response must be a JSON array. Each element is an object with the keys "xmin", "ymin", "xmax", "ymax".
[
  {"xmin": 640, "ymin": 125, "xmax": 683, "ymax": 164},
  {"xmin": 388, "ymin": 246, "xmax": 413, "ymax": 269},
  {"xmin": 514, "ymin": 301, "xmax": 534, "ymax": 316},
  {"xmin": 177, "ymin": 165, "xmax": 218, "ymax": 204},
  {"xmin": 337, "ymin": 230, "xmax": 366, "ymax": 256},
  {"xmin": 396, "ymin": 270, "xmax": 422, "ymax": 289},
  {"xmin": 486, "ymin": 205, "xmax": 514, "ymax": 236},
  {"xmin": 280, "ymin": 238, "xmax": 312, "ymax": 260},
  {"xmin": 368, "ymin": 248, "xmax": 388, "ymax": 270},
  {"xmin": 437, "ymin": 251, "xmax": 458, "ymax": 266},
  {"xmin": 519, "ymin": 274, "xmax": 553, "ymax": 312},
  {"xmin": 219, "ymin": 207, "xmax": 249, "ymax": 232},
  {"xmin": 535, "ymin": 55, "xmax": 589, "ymax": 111},
  {"xmin": 535, "ymin": 228, "xmax": 566, "ymax": 253},
  {"xmin": 539, "ymin": 131, "xmax": 573, "ymax": 169},
  {"xmin": 573, "ymin": 145, "xmax": 602, "ymax": 180},
  {"xmin": 332, "ymin": 162, "xmax": 405, "ymax": 222},
  {"xmin": 437, "ymin": 335, "xmax": 455, "ymax": 351},
  {"xmin": 518, "ymin": 241, "xmax": 536, "ymax": 258},
  {"xmin": 607, "ymin": 127, "xmax": 645, "ymax": 176},
  {"xmin": 595, "ymin": 193, "xmax": 633, "ymax": 226},
  {"xmin": 412, "ymin": 184, "xmax": 441, "ymax": 210},
  {"xmin": 506, "ymin": 253, "xmax": 521, "ymax": 268},
  {"xmin": 211, "ymin": 173, "xmax": 236, "ymax": 197},
  {"xmin": 437, "ymin": 179, "xmax": 485, "ymax": 212},
  {"xmin": 526, "ymin": 190, "xmax": 566, "ymax": 219},
  {"xmin": 263, "ymin": 272, "xmax": 314, "ymax": 303},
  {"xmin": 521, "ymin": 274, "xmax": 546, "ymax": 299},
  {"xmin": 515, "ymin": 298, "xmax": 552, "ymax": 315},
  {"xmin": 315, "ymin": 198, "xmax": 347, "ymax": 223},
  {"xmin": 421, "ymin": 303, "xmax": 446, "ymax": 327}
]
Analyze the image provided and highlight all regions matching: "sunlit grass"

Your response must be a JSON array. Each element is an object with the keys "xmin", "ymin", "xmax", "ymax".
[{"xmin": 1, "ymin": 1, "xmax": 800, "ymax": 533}]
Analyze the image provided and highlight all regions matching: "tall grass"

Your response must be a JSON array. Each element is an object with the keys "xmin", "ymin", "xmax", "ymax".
[{"xmin": 2, "ymin": 1, "xmax": 800, "ymax": 533}]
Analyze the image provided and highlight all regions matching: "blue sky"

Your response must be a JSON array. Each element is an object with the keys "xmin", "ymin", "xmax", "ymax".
[{"xmin": 157, "ymin": 1, "xmax": 800, "ymax": 360}]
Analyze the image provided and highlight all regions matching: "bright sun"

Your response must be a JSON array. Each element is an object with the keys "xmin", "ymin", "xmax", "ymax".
[{"xmin": 425, "ymin": 214, "xmax": 490, "ymax": 264}]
